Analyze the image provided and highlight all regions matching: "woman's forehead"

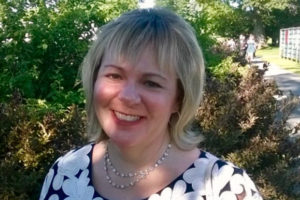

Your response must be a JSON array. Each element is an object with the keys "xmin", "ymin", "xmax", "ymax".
[{"xmin": 102, "ymin": 47, "xmax": 176, "ymax": 77}]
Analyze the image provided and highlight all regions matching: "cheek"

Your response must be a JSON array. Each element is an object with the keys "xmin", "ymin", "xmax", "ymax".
[
  {"xmin": 93, "ymin": 80, "xmax": 117, "ymax": 107},
  {"xmin": 147, "ymin": 93, "xmax": 177, "ymax": 114}
]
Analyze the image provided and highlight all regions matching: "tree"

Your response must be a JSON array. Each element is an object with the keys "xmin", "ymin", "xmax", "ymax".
[
  {"xmin": 265, "ymin": 6, "xmax": 300, "ymax": 45},
  {"xmin": 0, "ymin": 0, "xmax": 137, "ymax": 104},
  {"xmin": 229, "ymin": 0, "xmax": 300, "ymax": 45}
]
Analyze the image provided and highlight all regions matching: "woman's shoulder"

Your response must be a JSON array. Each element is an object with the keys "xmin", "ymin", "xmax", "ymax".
[
  {"xmin": 39, "ymin": 143, "xmax": 95, "ymax": 200},
  {"xmin": 185, "ymin": 150, "xmax": 263, "ymax": 199},
  {"xmin": 55, "ymin": 143, "xmax": 94, "ymax": 170}
]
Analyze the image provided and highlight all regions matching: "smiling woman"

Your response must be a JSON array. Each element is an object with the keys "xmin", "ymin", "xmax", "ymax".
[
  {"xmin": 39, "ymin": 8, "xmax": 263, "ymax": 200},
  {"xmin": 93, "ymin": 47, "xmax": 178, "ymax": 149}
]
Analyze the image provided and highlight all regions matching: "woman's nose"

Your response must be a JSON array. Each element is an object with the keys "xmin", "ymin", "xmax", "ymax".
[{"xmin": 118, "ymin": 82, "xmax": 141, "ymax": 106}]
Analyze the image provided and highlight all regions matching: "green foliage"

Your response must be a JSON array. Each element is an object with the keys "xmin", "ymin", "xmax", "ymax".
[
  {"xmin": 265, "ymin": 7, "xmax": 300, "ymax": 45},
  {"xmin": 163, "ymin": 0, "xmax": 300, "ymax": 44},
  {"xmin": 1, "ymin": 1, "xmax": 299, "ymax": 199},
  {"xmin": 156, "ymin": 0, "xmax": 224, "ymax": 67},
  {"xmin": 0, "ymin": 1, "xmax": 137, "ymax": 199},
  {"xmin": 0, "ymin": 0, "xmax": 137, "ymax": 105},
  {"xmin": 200, "ymin": 1, "xmax": 252, "ymax": 38},
  {"xmin": 196, "ymin": 58, "xmax": 300, "ymax": 199},
  {"xmin": 0, "ymin": 91, "xmax": 87, "ymax": 199}
]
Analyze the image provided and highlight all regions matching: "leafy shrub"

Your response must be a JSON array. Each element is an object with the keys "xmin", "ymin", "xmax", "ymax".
[
  {"xmin": 0, "ymin": 0, "xmax": 136, "ymax": 105},
  {"xmin": 0, "ymin": 91, "xmax": 87, "ymax": 200},
  {"xmin": 196, "ymin": 59, "xmax": 300, "ymax": 199}
]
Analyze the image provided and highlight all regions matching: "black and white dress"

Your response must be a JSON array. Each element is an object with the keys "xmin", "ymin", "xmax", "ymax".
[{"xmin": 39, "ymin": 144, "xmax": 263, "ymax": 200}]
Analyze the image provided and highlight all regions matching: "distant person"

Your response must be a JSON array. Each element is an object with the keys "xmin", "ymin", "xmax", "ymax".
[
  {"xmin": 227, "ymin": 38, "xmax": 236, "ymax": 52},
  {"xmin": 39, "ymin": 8, "xmax": 263, "ymax": 200},
  {"xmin": 239, "ymin": 34, "xmax": 247, "ymax": 58},
  {"xmin": 246, "ymin": 34, "xmax": 257, "ymax": 63}
]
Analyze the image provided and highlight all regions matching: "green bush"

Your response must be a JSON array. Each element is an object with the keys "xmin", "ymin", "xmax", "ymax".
[
  {"xmin": 0, "ymin": 91, "xmax": 87, "ymax": 200},
  {"xmin": 1, "ymin": 1, "xmax": 299, "ymax": 199},
  {"xmin": 0, "ymin": 0, "xmax": 136, "ymax": 105},
  {"xmin": 196, "ymin": 59, "xmax": 300, "ymax": 199},
  {"xmin": 1, "ymin": 63, "xmax": 299, "ymax": 199}
]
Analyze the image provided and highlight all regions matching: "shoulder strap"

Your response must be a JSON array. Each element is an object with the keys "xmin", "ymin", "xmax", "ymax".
[{"xmin": 204, "ymin": 156, "xmax": 218, "ymax": 200}]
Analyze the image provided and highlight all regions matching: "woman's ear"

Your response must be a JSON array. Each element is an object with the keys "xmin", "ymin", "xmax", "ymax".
[{"xmin": 172, "ymin": 102, "xmax": 179, "ymax": 113}]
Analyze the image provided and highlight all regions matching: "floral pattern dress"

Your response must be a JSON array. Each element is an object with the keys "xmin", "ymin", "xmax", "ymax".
[{"xmin": 39, "ymin": 144, "xmax": 263, "ymax": 200}]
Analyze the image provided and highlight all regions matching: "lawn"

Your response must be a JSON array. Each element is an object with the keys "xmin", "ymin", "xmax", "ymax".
[{"xmin": 256, "ymin": 47, "xmax": 300, "ymax": 75}]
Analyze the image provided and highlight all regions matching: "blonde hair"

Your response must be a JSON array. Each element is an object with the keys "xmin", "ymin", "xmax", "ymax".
[{"xmin": 81, "ymin": 8, "xmax": 205, "ymax": 150}]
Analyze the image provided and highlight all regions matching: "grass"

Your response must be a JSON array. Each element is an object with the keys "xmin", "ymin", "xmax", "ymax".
[{"xmin": 256, "ymin": 47, "xmax": 300, "ymax": 75}]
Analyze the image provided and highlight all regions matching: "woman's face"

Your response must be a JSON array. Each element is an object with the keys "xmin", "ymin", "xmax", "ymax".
[{"xmin": 93, "ymin": 48, "xmax": 179, "ymax": 148}]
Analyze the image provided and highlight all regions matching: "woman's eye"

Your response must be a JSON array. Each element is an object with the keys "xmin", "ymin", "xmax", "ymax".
[
  {"xmin": 144, "ymin": 81, "xmax": 161, "ymax": 88},
  {"xmin": 106, "ymin": 74, "xmax": 121, "ymax": 79}
]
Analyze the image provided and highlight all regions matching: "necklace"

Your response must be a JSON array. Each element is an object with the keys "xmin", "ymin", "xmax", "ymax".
[{"xmin": 104, "ymin": 143, "xmax": 172, "ymax": 189}]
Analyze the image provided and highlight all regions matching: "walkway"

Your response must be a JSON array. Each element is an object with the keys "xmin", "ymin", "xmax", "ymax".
[{"xmin": 252, "ymin": 57, "xmax": 300, "ymax": 131}]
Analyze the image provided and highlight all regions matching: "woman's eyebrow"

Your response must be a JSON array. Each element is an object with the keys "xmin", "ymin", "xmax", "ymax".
[
  {"xmin": 102, "ymin": 64, "xmax": 122, "ymax": 69},
  {"xmin": 143, "ymin": 73, "xmax": 168, "ymax": 81},
  {"xmin": 103, "ymin": 64, "xmax": 168, "ymax": 81}
]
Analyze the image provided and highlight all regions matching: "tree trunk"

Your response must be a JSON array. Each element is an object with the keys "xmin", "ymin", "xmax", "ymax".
[{"xmin": 253, "ymin": 14, "xmax": 266, "ymax": 49}]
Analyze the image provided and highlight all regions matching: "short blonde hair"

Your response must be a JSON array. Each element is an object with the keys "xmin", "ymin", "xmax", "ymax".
[{"xmin": 81, "ymin": 8, "xmax": 205, "ymax": 150}]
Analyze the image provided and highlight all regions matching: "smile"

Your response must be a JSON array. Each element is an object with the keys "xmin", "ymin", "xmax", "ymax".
[{"xmin": 114, "ymin": 111, "xmax": 141, "ymax": 122}]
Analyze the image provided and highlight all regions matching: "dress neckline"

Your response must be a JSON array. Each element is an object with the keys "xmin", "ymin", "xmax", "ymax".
[{"xmin": 88, "ymin": 143, "xmax": 205, "ymax": 200}]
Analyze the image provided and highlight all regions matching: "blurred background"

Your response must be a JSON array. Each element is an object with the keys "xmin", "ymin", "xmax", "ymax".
[{"xmin": 0, "ymin": 0, "xmax": 300, "ymax": 199}]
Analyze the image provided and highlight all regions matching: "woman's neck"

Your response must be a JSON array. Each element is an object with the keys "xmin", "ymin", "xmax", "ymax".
[{"xmin": 106, "ymin": 135, "xmax": 171, "ymax": 172}]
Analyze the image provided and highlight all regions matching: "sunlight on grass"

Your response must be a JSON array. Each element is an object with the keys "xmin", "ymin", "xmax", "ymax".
[{"xmin": 256, "ymin": 47, "xmax": 300, "ymax": 75}]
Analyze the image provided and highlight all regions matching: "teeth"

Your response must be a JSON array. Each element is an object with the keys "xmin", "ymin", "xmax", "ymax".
[{"xmin": 115, "ymin": 111, "xmax": 140, "ymax": 122}]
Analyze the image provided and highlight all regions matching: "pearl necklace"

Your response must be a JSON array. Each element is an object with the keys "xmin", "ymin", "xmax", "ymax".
[{"xmin": 104, "ymin": 144, "xmax": 172, "ymax": 189}]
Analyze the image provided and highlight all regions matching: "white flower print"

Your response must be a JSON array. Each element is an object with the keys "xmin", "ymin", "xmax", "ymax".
[
  {"xmin": 230, "ymin": 173, "xmax": 246, "ymax": 195},
  {"xmin": 39, "ymin": 146, "xmax": 262, "ymax": 200},
  {"xmin": 149, "ymin": 180, "xmax": 185, "ymax": 200},
  {"xmin": 52, "ymin": 144, "xmax": 92, "ymax": 190},
  {"xmin": 219, "ymin": 191, "xmax": 238, "ymax": 200},
  {"xmin": 149, "ymin": 187, "xmax": 172, "ymax": 200},
  {"xmin": 148, "ymin": 180, "xmax": 204, "ymax": 200},
  {"xmin": 243, "ymin": 172, "xmax": 263, "ymax": 200},
  {"xmin": 212, "ymin": 164, "xmax": 235, "ymax": 194},
  {"xmin": 62, "ymin": 169, "xmax": 96, "ymax": 200},
  {"xmin": 39, "ymin": 169, "xmax": 54, "ymax": 200},
  {"xmin": 231, "ymin": 172, "xmax": 263, "ymax": 200},
  {"xmin": 182, "ymin": 153, "xmax": 216, "ymax": 196},
  {"xmin": 213, "ymin": 164, "xmax": 263, "ymax": 200},
  {"xmin": 171, "ymin": 180, "xmax": 187, "ymax": 198},
  {"xmin": 49, "ymin": 194, "xmax": 59, "ymax": 200}
]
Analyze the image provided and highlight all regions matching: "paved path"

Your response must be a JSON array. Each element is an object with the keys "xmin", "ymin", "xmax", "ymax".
[{"xmin": 252, "ymin": 57, "xmax": 300, "ymax": 130}]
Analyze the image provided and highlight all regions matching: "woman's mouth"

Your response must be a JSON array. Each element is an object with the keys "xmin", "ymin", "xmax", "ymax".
[{"xmin": 114, "ymin": 111, "xmax": 141, "ymax": 122}]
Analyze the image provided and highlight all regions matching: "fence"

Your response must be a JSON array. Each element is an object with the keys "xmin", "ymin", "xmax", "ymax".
[{"xmin": 280, "ymin": 27, "xmax": 300, "ymax": 62}]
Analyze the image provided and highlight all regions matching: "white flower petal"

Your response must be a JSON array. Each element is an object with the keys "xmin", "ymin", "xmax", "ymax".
[
  {"xmin": 62, "ymin": 178, "xmax": 77, "ymax": 197},
  {"xmin": 220, "ymin": 191, "xmax": 238, "ymax": 200},
  {"xmin": 183, "ymin": 157, "xmax": 212, "ymax": 194},
  {"xmin": 230, "ymin": 174, "xmax": 245, "ymax": 194},
  {"xmin": 83, "ymin": 186, "xmax": 95, "ymax": 200},
  {"xmin": 57, "ymin": 145, "xmax": 92, "ymax": 177},
  {"xmin": 171, "ymin": 180, "xmax": 187, "ymax": 198},
  {"xmin": 160, "ymin": 187, "xmax": 172, "ymax": 200},
  {"xmin": 49, "ymin": 194, "xmax": 59, "ymax": 200},
  {"xmin": 148, "ymin": 193, "xmax": 161, "ymax": 200},
  {"xmin": 52, "ymin": 174, "xmax": 64, "ymax": 191},
  {"xmin": 40, "ymin": 169, "xmax": 54, "ymax": 200},
  {"xmin": 93, "ymin": 198, "xmax": 104, "ymax": 200},
  {"xmin": 212, "ymin": 164, "xmax": 234, "ymax": 192},
  {"xmin": 243, "ymin": 172, "xmax": 257, "ymax": 190},
  {"xmin": 182, "ymin": 192, "xmax": 205, "ymax": 200},
  {"xmin": 78, "ymin": 169, "xmax": 90, "ymax": 190}
]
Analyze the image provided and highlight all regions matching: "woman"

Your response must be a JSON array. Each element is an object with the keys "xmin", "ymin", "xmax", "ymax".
[
  {"xmin": 40, "ymin": 8, "xmax": 263, "ymax": 200},
  {"xmin": 246, "ymin": 34, "xmax": 256, "ymax": 63}
]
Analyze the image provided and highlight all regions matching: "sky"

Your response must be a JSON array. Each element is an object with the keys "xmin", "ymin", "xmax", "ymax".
[{"xmin": 138, "ymin": 0, "xmax": 155, "ymax": 8}]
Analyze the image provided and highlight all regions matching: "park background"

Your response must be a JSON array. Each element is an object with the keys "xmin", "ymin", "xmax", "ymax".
[{"xmin": 0, "ymin": 0, "xmax": 300, "ymax": 199}]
